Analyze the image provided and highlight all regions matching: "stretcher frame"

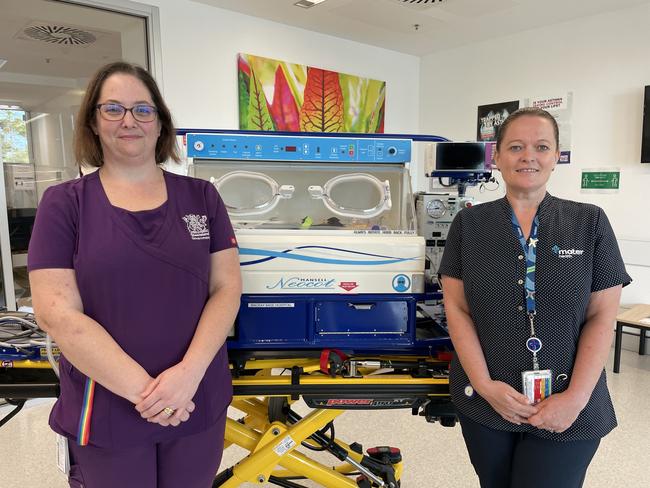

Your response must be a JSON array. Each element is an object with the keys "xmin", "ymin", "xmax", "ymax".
[
  {"xmin": 216, "ymin": 355, "xmax": 452, "ymax": 487},
  {"xmin": 0, "ymin": 355, "xmax": 452, "ymax": 488}
]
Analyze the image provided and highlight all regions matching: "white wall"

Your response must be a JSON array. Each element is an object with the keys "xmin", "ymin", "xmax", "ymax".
[
  {"xmin": 419, "ymin": 3, "xmax": 650, "ymax": 305},
  {"xmin": 144, "ymin": 0, "xmax": 419, "ymax": 135}
]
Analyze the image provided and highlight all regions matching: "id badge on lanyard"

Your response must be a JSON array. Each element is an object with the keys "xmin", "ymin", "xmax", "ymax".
[
  {"xmin": 512, "ymin": 212, "xmax": 552, "ymax": 404},
  {"xmin": 521, "ymin": 309, "xmax": 552, "ymax": 405}
]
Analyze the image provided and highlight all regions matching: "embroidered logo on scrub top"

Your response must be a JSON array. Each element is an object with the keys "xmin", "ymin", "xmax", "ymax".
[
  {"xmin": 182, "ymin": 214, "xmax": 209, "ymax": 240},
  {"xmin": 551, "ymin": 244, "xmax": 584, "ymax": 258}
]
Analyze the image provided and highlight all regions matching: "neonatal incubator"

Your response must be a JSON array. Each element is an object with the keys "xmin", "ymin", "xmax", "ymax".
[{"xmin": 187, "ymin": 132, "xmax": 451, "ymax": 356}]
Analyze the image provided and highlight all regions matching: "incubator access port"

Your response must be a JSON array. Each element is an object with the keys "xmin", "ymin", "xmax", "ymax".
[
  {"xmin": 210, "ymin": 171, "xmax": 294, "ymax": 216},
  {"xmin": 308, "ymin": 173, "xmax": 391, "ymax": 219}
]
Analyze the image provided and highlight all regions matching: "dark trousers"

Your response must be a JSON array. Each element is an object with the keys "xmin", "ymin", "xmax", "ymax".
[
  {"xmin": 458, "ymin": 412, "xmax": 600, "ymax": 488},
  {"xmin": 68, "ymin": 418, "xmax": 226, "ymax": 488}
]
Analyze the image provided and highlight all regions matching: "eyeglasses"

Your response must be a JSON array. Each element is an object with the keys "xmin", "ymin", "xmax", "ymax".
[{"xmin": 96, "ymin": 103, "xmax": 158, "ymax": 122}]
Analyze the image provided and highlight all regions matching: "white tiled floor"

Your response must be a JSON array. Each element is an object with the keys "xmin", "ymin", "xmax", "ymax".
[{"xmin": 1, "ymin": 348, "xmax": 648, "ymax": 487}]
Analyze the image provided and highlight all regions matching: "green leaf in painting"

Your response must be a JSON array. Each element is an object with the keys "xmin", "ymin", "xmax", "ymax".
[
  {"xmin": 365, "ymin": 82, "xmax": 386, "ymax": 133},
  {"xmin": 247, "ymin": 67, "xmax": 275, "ymax": 131},
  {"xmin": 238, "ymin": 70, "xmax": 250, "ymax": 130}
]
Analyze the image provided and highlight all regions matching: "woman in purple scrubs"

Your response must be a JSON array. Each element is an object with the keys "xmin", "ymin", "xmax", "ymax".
[{"xmin": 28, "ymin": 62, "xmax": 241, "ymax": 487}]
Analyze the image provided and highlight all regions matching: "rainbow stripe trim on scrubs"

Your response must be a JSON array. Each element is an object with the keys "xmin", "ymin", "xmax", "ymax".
[{"xmin": 77, "ymin": 378, "xmax": 96, "ymax": 446}]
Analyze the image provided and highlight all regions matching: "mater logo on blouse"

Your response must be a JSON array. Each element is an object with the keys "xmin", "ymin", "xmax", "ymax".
[
  {"xmin": 551, "ymin": 244, "xmax": 584, "ymax": 258},
  {"xmin": 182, "ymin": 214, "xmax": 209, "ymax": 240}
]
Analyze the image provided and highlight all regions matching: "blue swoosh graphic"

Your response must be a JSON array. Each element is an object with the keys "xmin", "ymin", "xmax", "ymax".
[{"xmin": 240, "ymin": 247, "xmax": 417, "ymax": 266}]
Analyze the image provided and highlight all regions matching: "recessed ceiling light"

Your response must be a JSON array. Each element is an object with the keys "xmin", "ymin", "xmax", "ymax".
[
  {"xmin": 0, "ymin": 59, "xmax": 7, "ymax": 70},
  {"xmin": 294, "ymin": 0, "xmax": 326, "ymax": 8}
]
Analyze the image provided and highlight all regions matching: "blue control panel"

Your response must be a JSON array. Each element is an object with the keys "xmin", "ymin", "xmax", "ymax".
[{"xmin": 186, "ymin": 133, "xmax": 411, "ymax": 163}]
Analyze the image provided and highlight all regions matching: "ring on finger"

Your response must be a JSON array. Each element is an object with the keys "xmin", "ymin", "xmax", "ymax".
[{"xmin": 162, "ymin": 406, "xmax": 176, "ymax": 417}]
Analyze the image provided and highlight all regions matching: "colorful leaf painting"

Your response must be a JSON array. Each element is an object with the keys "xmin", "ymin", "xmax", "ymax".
[
  {"xmin": 247, "ymin": 67, "xmax": 275, "ymax": 131},
  {"xmin": 269, "ymin": 65, "xmax": 300, "ymax": 132},
  {"xmin": 237, "ymin": 53, "xmax": 384, "ymax": 133},
  {"xmin": 299, "ymin": 67, "xmax": 344, "ymax": 132}
]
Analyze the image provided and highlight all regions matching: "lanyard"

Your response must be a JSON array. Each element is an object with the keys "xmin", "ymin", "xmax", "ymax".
[{"xmin": 511, "ymin": 212, "xmax": 542, "ymax": 370}]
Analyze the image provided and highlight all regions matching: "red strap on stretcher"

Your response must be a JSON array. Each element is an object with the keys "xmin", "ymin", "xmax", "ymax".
[{"xmin": 319, "ymin": 348, "xmax": 348, "ymax": 376}]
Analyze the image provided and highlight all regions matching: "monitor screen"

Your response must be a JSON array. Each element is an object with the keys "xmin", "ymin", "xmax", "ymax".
[
  {"xmin": 642, "ymin": 86, "xmax": 650, "ymax": 163},
  {"xmin": 434, "ymin": 142, "xmax": 487, "ymax": 172}
]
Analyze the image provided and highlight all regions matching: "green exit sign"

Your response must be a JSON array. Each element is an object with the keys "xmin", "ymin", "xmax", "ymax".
[{"xmin": 581, "ymin": 171, "xmax": 620, "ymax": 190}]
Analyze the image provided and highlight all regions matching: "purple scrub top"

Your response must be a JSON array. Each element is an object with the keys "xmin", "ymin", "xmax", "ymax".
[{"xmin": 28, "ymin": 170, "xmax": 237, "ymax": 448}]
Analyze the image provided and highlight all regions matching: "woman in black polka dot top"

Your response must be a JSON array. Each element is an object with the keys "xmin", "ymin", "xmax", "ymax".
[{"xmin": 439, "ymin": 107, "xmax": 631, "ymax": 488}]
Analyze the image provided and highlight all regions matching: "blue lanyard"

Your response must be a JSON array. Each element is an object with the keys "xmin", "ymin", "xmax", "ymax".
[
  {"xmin": 510, "ymin": 212, "xmax": 539, "ymax": 316},
  {"xmin": 511, "ymin": 211, "xmax": 542, "ymax": 369}
]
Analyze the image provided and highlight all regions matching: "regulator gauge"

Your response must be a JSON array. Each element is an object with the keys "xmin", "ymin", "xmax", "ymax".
[{"xmin": 426, "ymin": 199, "xmax": 447, "ymax": 219}]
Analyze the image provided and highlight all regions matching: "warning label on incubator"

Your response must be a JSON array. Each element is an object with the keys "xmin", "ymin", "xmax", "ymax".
[
  {"xmin": 339, "ymin": 281, "xmax": 358, "ymax": 291},
  {"xmin": 273, "ymin": 435, "xmax": 296, "ymax": 456},
  {"xmin": 353, "ymin": 230, "xmax": 417, "ymax": 235},
  {"xmin": 248, "ymin": 303, "xmax": 295, "ymax": 308}
]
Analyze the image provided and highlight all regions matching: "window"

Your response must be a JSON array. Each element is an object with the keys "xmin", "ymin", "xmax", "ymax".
[{"xmin": 0, "ymin": 106, "xmax": 30, "ymax": 164}]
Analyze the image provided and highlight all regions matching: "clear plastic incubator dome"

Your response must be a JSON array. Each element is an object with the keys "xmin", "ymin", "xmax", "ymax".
[{"xmin": 192, "ymin": 161, "xmax": 417, "ymax": 232}]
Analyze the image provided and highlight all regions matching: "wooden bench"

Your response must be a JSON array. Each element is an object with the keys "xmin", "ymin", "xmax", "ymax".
[{"xmin": 613, "ymin": 304, "xmax": 650, "ymax": 373}]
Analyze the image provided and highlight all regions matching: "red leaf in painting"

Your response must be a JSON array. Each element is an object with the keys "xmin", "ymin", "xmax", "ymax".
[
  {"xmin": 237, "ymin": 53, "xmax": 251, "ymax": 77},
  {"xmin": 270, "ymin": 66, "xmax": 300, "ymax": 132},
  {"xmin": 299, "ymin": 67, "xmax": 344, "ymax": 132}
]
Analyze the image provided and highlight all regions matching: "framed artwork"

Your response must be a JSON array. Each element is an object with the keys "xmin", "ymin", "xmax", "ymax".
[{"xmin": 238, "ymin": 53, "xmax": 385, "ymax": 133}]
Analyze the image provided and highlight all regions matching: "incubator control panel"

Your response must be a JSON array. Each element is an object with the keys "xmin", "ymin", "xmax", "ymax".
[{"xmin": 187, "ymin": 133, "xmax": 411, "ymax": 163}]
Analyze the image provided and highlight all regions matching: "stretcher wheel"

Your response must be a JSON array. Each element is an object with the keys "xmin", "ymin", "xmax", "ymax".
[
  {"xmin": 268, "ymin": 397, "xmax": 289, "ymax": 423},
  {"xmin": 212, "ymin": 467, "xmax": 233, "ymax": 487},
  {"xmin": 440, "ymin": 416, "xmax": 457, "ymax": 427},
  {"xmin": 356, "ymin": 476, "xmax": 400, "ymax": 487},
  {"xmin": 356, "ymin": 476, "xmax": 372, "ymax": 488}
]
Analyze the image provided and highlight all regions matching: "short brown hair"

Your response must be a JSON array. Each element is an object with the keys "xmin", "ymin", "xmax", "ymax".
[
  {"xmin": 495, "ymin": 107, "xmax": 559, "ymax": 152},
  {"xmin": 74, "ymin": 61, "xmax": 180, "ymax": 167}
]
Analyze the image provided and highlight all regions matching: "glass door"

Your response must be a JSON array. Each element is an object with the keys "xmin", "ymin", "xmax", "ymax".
[{"xmin": 0, "ymin": 0, "xmax": 154, "ymax": 309}]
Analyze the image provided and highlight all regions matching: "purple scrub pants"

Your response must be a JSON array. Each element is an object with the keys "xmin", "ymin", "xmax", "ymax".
[{"xmin": 67, "ymin": 418, "xmax": 226, "ymax": 488}]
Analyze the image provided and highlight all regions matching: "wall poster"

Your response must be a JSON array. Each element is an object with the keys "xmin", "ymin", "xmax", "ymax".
[
  {"xmin": 477, "ymin": 100, "xmax": 520, "ymax": 142},
  {"xmin": 237, "ymin": 53, "xmax": 385, "ymax": 133},
  {"xmin": 524, "ymin": 92, "xmax": 573, "ymax": 164}
]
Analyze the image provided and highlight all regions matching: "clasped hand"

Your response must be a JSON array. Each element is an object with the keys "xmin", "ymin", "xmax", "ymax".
[
  {"xmin": 480, "ymin": 380, "xmax": 538, "ymax": 425},
  {"xmin": 527, "ymin": 392, "xmax": 584, "ymax": 433},
  {"xmin": 134, "ymin": 362, "xmax": 203, "ymax": 427},
  {"xmin": 481, "ymin": 381, "xmax": 583, "ymax": 433}
]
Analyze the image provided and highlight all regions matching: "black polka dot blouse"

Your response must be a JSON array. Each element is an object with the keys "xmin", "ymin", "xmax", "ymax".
[{"xmin": 438, "ymin": 193, "xmax": 632, "ymax": 441}]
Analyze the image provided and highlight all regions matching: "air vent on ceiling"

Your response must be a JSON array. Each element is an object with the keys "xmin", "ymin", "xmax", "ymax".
[
  {"xmin": 396, "ymin": 0, "xmax": 446, "ymax": 3},
  {"xmin": 393, "ymin": 0, "xmax": 447, "ymax": 10},
  {"xmin": 294, "ymin": 0, "xmax": 326, "ymax": 8},
  {"xmin": 20, "ymin": 24, "xmax": 96, "ymax": 45}
]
